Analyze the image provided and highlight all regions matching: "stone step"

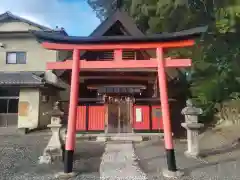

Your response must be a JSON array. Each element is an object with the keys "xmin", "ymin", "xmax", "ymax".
[
  {"xmin": 96, "ymin": 135, "xmax": 143, "ymax": 142},
  {"xmin": 63, "ymin": 133, "xmax": 165, "ymax": 142}
]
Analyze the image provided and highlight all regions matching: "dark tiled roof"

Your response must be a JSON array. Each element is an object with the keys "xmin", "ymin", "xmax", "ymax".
[
  {"xmin": 40, "ymin": 30, "xmax": 68, "ymax": 36},
  {"xmin": 0, "ymin": 71, "xmax": 65, "ymax": 90},
  {"xmin": 0, "ymin": 71, "xmax": 44, "ymax": 85},
  {"xmin": 33, "ymin": 26, "xmax": 208, "ymax": 45},
  {"xmin": 0, "ymin": 30, "xmax": 68, "ymax": 36}
]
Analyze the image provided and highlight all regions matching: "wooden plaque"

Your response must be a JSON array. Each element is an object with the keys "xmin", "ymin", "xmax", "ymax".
[{"xmin": 136, "ymin": 108, "xmax": 142, "ymax": 122}]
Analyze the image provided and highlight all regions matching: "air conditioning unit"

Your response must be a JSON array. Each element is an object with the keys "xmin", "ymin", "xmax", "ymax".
[{"xmin": 0, "ymin": 43, "xmax": 5, "ymax": 48}]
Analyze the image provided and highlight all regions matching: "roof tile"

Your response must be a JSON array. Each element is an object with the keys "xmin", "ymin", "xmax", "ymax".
[{"xmin": 0, "ymin": 72, "xmax": 65, "ymax": 90}]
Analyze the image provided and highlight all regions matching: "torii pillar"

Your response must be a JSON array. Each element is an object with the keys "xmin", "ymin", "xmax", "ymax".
[
  {"xmin": 157, "ymin": 47, "xmax": 183, "ymax": 178},
  {"xmin": 64, "ymin": 49, "xmax": 80, "ymax": 175}
]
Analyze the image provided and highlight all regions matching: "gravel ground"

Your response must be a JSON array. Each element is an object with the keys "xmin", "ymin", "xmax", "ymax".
[
  {"xmin": 3, "ymin": 128, "xmax": 240, "ymax": 180},
  {"xmin": 0, "ymin": 134, "xmax": 105, "ymax": 180},
  {"xmin": 134, "ymin": 139, "xmax": 240, "ymax": 180},
  {"xmin": 100, "ymin": 142, "xmax": 147, "ymax": 180}
]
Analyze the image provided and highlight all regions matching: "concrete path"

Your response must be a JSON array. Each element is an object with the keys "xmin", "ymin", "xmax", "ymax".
[{"xmin": 100, "ymin": 142, "xmax": 147, "ymax": 180}]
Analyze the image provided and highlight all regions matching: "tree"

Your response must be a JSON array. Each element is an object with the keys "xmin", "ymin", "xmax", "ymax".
[{"xmin": 88, "ymin": 0, "xmax": 240, "ymax": 122}]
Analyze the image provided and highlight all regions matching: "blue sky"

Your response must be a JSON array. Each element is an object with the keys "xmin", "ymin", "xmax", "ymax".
[{"xmin": 0, "ymin": 0, "xmax": 101, "ymax": 36}]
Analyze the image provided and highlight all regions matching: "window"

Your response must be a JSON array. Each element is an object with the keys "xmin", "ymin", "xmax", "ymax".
[
  {"xmin": 0, "ymin": 87, "xmax": 19, "ymax": 113},
  {"xmin": 6, "ymin": 52, "xmax": 26, "ymax": 64}
]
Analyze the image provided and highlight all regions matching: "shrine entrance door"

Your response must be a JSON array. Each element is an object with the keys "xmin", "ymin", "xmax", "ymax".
[{"xmin": 107, "ymin": 100, "xmax": 132, "ymax": 133}]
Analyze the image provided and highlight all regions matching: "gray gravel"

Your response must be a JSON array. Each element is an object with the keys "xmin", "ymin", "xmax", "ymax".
[
  {"xmin": 3, "ymin": 130, "xmax": 240, "ymax": 180},
  {"xmin": 134, "ymin": 139, "xmax": 240, "ymax": 180},
  {"xmin": 0, "ymin": 134, "xmax": 105, "ymax": 180}
]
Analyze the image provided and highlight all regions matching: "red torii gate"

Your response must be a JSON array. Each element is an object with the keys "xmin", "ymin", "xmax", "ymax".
[{"xmin": 34, "ymin": 26, "xmax": 206, "ymax": 177}]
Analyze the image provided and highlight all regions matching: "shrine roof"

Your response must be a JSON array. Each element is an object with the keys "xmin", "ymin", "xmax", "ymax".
[
  {"xmin": 32, "ymin": 26, "xmax": 207, "ymax": 45},
  {"xmin": 90, "ymin": 9, "xmax": 144, "ymax": 37}
]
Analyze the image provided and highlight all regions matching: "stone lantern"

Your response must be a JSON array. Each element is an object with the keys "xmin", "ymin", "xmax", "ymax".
[
  {"xmin": 39, "ymin": 101, "xmax": 65, "ymax": 164},
  {"xmin": 181, "ymin": 99, "xmax": 204, "ymax": 158}
]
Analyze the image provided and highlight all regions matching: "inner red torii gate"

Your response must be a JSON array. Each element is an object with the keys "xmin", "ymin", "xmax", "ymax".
[
  {"xmin": 34, "ymin": 25, "xmax": 207, "ymax": 177},
  {"xmin": 46, "ymin": 41, "xmax": 190, "ymax": 174}
]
